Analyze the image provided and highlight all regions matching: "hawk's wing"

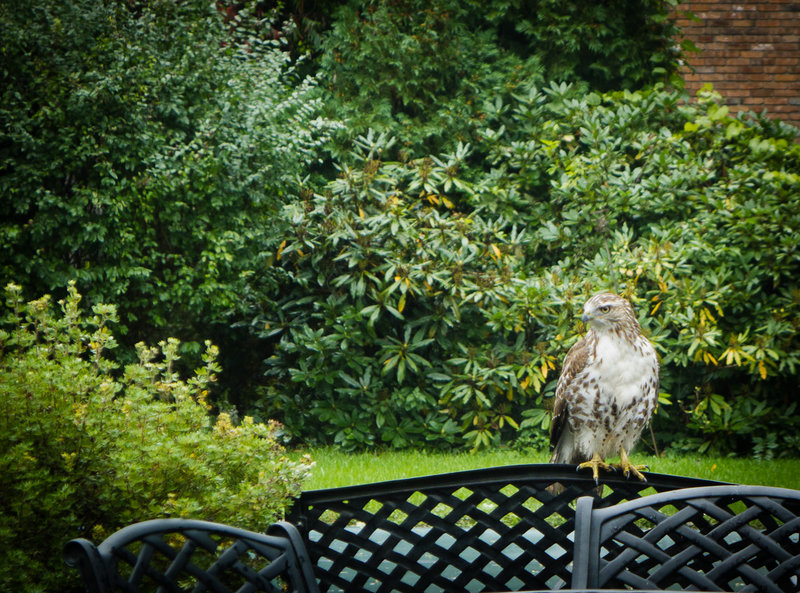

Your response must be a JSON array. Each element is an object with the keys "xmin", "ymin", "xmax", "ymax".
[{"xmin": 550, "ymin": 333, "xmax": 592, "ymax": 450}]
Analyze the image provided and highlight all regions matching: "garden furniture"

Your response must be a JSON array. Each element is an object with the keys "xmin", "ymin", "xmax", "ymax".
[
  {"xmin": 571, "ymin": 484, "xmax": 800, "ymax": 592},
  {"xmin": 63, "ymin": 519, "xmax": 319, "ymax": 593},
  {"xmin": 65, "ymin": 464, "xmax": 800, "ymax": 593}
]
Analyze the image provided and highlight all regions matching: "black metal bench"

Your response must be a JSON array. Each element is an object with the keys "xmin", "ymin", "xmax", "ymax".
[
  {"xmin": 63, "ymin": 519, "xmax": 319, "ymax": 593},
  {"xmin": 286, "ymin": 464, "xmax": 725, "ymax": 592},
  {"xmin": 64, "ymin": 464, "xmax": 800, "ymax": 593},
  {"xmin": 572, "ymin": 484, "xmax": 800, "ymax": 592}
]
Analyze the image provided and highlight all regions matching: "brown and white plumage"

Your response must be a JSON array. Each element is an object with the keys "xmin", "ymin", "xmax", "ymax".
[{"xmin": 550, "ymin": 293, "xmax": 659, "ymax": 483}]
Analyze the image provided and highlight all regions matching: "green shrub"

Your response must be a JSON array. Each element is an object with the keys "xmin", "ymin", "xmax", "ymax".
[
  {"xmin": 477, "ymin": 83, "xmax": 800, "ymax": 456},
  {"xmin": 0, "ymin": 0, "xmax": 337, "ymax": 354},
  {"xmin": 0, "ymin": 283, "xmax": 313, "ymax": 593},
  {"xmin": 316, "ymin": 0, "xmax": 682, "ymax": 155},
  {"xmin": 245, "ymin": 83, "xmax": 800, "ymax": 457},
  {"xmin": 241, "ymin": 132, "xmax": 558, "ymax": 450}
]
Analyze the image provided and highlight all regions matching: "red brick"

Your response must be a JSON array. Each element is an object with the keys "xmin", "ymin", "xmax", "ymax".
[
  {"xmin": 725, "ymin": 41, "xmax": 755, "ymax": 51},
  {"xmin": 671, "ymin": 0, "xmax": 800, "ymax": 124}
]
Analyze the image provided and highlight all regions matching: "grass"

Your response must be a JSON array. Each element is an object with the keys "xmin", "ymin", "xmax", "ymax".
[{"xmin": 296, "ymin": 447, "xmax": 800, "ymax": 491}]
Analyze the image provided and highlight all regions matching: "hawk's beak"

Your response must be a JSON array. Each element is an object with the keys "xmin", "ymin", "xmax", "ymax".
[{"xmin": 581, "ymin": 313, "xmax": 590, "ymax": 323}]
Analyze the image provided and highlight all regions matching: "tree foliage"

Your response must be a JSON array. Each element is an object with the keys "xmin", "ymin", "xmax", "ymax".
[
  {"xmin": 0, "ymin": 0, "xmax": 336, "ymax": 351},
  {"xmin": 247, "ymin": 84, "xmax": 800, "ymax": 455},
  {"xmin": 0, "ymin": 283, "xmax": 313, "ymax": 593},
  {"xmin": 315, "ymin": 0, "xmax": 682, "ymax": 154},
  {"xmin": 1, "ymin": 0, "xmax": 798, "ymax": 460},
  {"xmin": 476, "ymin": 83, "xmax": 800, "ymax": 457}
]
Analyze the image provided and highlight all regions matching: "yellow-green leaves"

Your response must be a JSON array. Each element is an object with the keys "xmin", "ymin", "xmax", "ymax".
[{"xmin": 0, "ymin": 284, "xmax": 312, "ymax": 592}]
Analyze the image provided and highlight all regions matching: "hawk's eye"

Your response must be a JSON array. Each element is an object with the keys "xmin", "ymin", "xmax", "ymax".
[{"xmin": 599, "ymin": 306, "xmax": 610, "ymax": 313}]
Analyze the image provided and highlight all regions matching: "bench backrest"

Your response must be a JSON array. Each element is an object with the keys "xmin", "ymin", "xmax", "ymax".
[
  {"xmin": 64, "ymin": 518, "xmax": 320, "ymax": 593},
  {"xmin": 572, "ymin": 485, "xmax": 800, "ymax": 592},
  {"xmin": 288, "ymin": 463, "xmax": 723, "ymax": 593}
]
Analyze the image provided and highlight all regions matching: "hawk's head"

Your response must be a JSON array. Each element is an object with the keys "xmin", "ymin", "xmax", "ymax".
[{"xmin": 581, "ymin": 293, "xmax": 638, "ymax": 333}]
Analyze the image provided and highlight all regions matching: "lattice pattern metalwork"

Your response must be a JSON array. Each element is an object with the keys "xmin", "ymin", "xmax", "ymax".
[
  {"xmin": 64, "ymin": 519, "xmax": 320, "ymax": 593},
  {"xmin": 573, "ymin": 485, "xmax": 800, "ymax": 592},
  {"xmin": 288, "ymin": 463, "xmax": 723, "ymax": 593}
]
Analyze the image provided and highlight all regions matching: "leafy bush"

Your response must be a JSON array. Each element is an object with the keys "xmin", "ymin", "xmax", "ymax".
[
  {"xmin": 477, "ymin": 83, "xmax": 800, "ymax": 456},
  {"xmin": 241, "ymin": 132, "xmax": 556, "ymax": 450},
  {"xmin": 316, "ymin": 0, "xmax": 682, "ymax": 154},
  {"xmin": 0, "ymin": 283, "xmax": 313, "ymax": 593},
  {"xmin": 244, "ymin": 82, "xmax": 800, "ymax": 457},
  {"xmin": 2, "ymin": 0, "xmax": 797, "ymax": 460},
  {"xmin": 0, "ymin": 0, "xmax": 337, "ymax": 355}
]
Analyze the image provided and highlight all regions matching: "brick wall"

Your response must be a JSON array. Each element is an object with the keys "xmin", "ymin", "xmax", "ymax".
[{"xmin": 673, "ymin": 1, "xmax": 800, "ymax": 128}]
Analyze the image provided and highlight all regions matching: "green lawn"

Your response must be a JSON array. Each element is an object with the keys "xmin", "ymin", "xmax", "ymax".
[{"xmin": 297, "ymin": 448, "xmax": 800, "ymax": 491}]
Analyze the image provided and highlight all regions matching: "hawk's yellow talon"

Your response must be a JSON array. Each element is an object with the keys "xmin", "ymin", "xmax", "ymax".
[
  {"xmin": 614, "ymin": 448, "xmax": 648, "ymax": 482},
  {"xmin": 576, "ymin": 453, "xmax": 614, "ymax": 485}
]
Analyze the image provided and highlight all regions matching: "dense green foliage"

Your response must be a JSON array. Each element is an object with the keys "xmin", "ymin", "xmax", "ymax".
[
  {"xmin": 476, "ymin": 84, "xmax": 800, "ymax": 457},
  {"xmin": 0, "ymin": 0, "xmax": 336, "ymax": 352},
  {"xmin": 250, "ymin": 87, "xmax": 800, "ymax": 454},
  {"xmin": 0, "ymin": 283, "xmax": 312, "ymax": 593},
  {"xmin": 317, "ymin": 0, "xmax": 683, "ymax": 153},
  {"xmin": 245, "ymin": 133, "xmax": 544, "ymax": 449},
  {"xmin": 1, "ymin": 0, "xmax": 799, "ymax": 471}
]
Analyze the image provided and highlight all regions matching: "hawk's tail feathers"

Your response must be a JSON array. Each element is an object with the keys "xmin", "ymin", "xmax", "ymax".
[
  {"xmin": 549, "ymin": 448, "xmax": 565, "ymax": 464},
  {"xmin": 549, "ymin": 433, "xmax": 579, "ymax": 465},
  {"xmin": 548, "ymin": 436, "xmax": 584, "ymax": 495},
  {"xmin": 547, "ymin": 442, "xmax": 572, "ymax": 495}
]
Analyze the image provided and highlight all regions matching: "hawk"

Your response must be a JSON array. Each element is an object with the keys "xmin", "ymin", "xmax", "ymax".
[{"xmin": 550, "ymin": 293, "xmax": 659, "ymax": 484}]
